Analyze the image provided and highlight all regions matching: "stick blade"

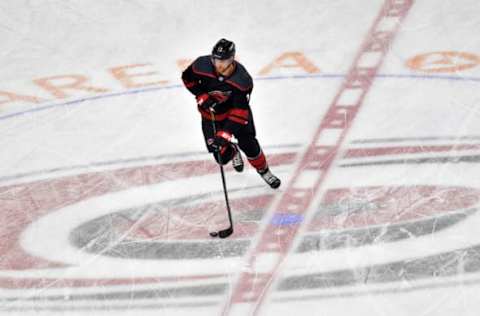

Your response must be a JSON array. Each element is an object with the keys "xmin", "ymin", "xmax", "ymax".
[{"xmin": 218, "ymin": 226, "xmax": 233, "ymax": 239}]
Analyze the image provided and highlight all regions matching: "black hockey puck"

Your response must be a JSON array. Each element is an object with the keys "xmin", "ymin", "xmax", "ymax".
[{"xmin": 209, "ymin": 232, "xmax": 219, "ymax": 237}]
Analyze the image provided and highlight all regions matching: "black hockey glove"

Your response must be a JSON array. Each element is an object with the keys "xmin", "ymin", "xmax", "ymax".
[{"xmin": 196, "ymin": 93, "xmax": 216, "ymax": 111}]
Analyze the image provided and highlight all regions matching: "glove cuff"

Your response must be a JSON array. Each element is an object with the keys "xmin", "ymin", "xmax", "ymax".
[{"xmin": 216, "ymin": 130, "xmax": 232, "ymax": 142}]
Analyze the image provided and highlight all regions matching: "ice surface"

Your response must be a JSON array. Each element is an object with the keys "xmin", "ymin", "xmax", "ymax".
[{"xmin": 1, "ymin": 0, "xmax": 480, "ymax": 315}]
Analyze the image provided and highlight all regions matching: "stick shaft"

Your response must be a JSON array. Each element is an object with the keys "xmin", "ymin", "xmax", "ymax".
[{"xmin": 210, "ymin": 110, "xmax": 233, "ymax": 229}]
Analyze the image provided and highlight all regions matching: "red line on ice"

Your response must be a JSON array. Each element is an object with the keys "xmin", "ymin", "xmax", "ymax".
[{"xmin": 221, "ymin": 0, "xmax": 415, "ymax": 315}]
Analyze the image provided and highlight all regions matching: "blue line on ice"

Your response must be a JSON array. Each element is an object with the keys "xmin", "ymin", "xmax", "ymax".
[{"xmin": 1, "ymin": 73, "xmax": 478, "ymax": 122}]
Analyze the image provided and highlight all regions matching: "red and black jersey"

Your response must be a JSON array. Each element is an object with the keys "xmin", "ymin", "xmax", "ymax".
[{"xmin": 182, "ymin": 55, "xmax": 253, "ymax": 135}]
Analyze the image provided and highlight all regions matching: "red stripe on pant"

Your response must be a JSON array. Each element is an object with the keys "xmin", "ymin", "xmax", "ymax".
[{"xmin": 247, "ymin": 151, "xmax": 267, "ymax": 171}]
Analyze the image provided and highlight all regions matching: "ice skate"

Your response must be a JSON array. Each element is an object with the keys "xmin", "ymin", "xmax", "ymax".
[
  {"xmin": 232, "ymin": 145, "xmax": 244, "ymax": 172},
  {"xmin": 258, "ymin": 168, "xmax": 281, "ymax": 189}
]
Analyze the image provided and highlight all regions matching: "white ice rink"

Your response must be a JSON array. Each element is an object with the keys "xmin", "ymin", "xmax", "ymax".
[{"xmin": 2, "ymin": 0, "xmax": 480, "ymax": 315}]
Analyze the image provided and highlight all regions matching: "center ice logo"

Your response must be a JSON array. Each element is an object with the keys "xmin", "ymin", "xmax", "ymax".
[{"xmin": 2, "ymin": 139, "xmax": 480, "ymax": 307}]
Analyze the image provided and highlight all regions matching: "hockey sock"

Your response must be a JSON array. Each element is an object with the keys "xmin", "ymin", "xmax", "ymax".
[{"xmin": 247, "ymin": 150, "xmax": 268, "ymax": 171}]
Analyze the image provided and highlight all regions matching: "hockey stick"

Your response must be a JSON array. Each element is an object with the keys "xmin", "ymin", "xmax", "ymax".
[{"xmin": 208, "ymin": 108, "xmax": 234, "ymax": 239}]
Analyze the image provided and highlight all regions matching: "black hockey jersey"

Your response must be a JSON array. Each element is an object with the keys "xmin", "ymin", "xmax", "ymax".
[{"xmin": 181, "ymin": 55, "xmax": 253, "ymax": 135}]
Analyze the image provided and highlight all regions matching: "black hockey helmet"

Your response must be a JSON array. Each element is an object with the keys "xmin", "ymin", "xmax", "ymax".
[{"xmin": 212, "ymin": 38, "xmax": 235, "ymax": 60}]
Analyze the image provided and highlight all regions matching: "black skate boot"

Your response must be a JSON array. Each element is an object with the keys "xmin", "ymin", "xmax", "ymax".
[
  {"xmin": 258, "ymin": 168, "xmax": 281, "ymax": 189},
  {"xmin": 232, "ymin": 145, "xmax": 244, "ymax": 172}
]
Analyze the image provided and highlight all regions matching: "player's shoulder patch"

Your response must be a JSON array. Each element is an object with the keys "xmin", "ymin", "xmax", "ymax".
[
  {"xmin": 191, "ymin": 55, "xmax": 216, "ymax": 78},
  {"xmin": 226, "ymin": 62, "xmax": 253, "ymax": 92}
]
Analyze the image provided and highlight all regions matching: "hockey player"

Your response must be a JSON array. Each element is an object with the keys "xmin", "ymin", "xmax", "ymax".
[{"xmin": 181, "ymin": 38, "xmax": 281, "ymax": 189}]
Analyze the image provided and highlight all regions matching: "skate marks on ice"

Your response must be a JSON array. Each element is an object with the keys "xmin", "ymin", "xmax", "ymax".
[{"xmin": 1, "ymin": 137, "xmax": 480, "ymax": 311}]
